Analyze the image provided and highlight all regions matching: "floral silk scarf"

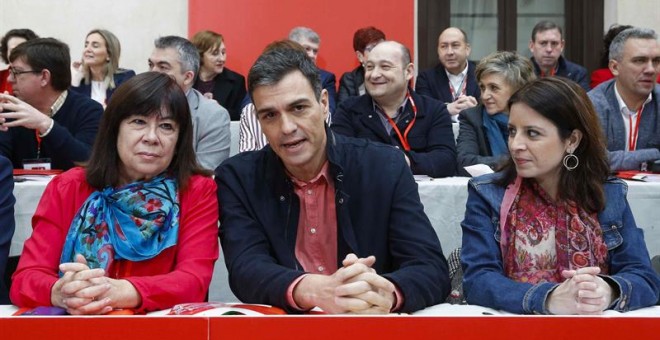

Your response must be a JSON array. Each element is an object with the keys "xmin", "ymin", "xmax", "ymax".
[
  {"xmin": 500, "ymin": 177, "xmax": 608, "ymax": 284},
  {"xmin": 59, "ymin": 175, "xmax": 180, "ymax": 275}
]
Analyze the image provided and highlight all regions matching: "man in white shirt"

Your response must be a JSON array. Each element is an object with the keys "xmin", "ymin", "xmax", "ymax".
[
  {"xmin": 588, "ymin": 27, "xmax": 660, "ymax": 171},
  {"xmin": 416, "ymin": 27, "xmax": 480, "ymax": 121}
]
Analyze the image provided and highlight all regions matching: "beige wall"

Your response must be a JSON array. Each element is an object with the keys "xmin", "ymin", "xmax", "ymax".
[
  {"xmin": 604, "ymin": 0, "xmax": 660, "ymax": 34},
  {"xmin": 0, "ymin": 0, "xmax": 188, "ymax": 73}
]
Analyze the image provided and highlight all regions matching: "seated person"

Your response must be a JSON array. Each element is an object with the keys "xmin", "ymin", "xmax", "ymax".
[
  {"xmin": 191, "ymin": 30, "xmax": 247, "ymax": 121},
  {"xmin": 148, "ymin": 36, "xmax": 231, "ymax": 170},
  {"xmin": 461, "ymin": 77, "xmax": 660, "ymax": 314},
  {"xmin": 588, "ymin": 27, "xmax": 660, "ymax": 171},
  {"xmin": 0, "ymin": 38, "xmax": 102, "ymax": 171},
  {"xmin": 10, "ymin": 72, "xmax": 219, "ymax": 314},
  {"xmin": 416, "ymin": 27, "xmax": 480, "ymax": 121},
  {"xmin": 337, "ymin": 26, "xmax": 385, "ymax": 104},
  {"xmin": 238, "ymin": 97, "xmax": 331, "ymax": 153},
  {"xmin": 217, "ymin": 41, "xmax": 449, "ymax": 314},
  {"xmin": 590, "ymin": 24, "xmax": 633, "ymax": 89},
  {"xmin": 238, "ymin": 45, "xmax": 331, "ymax": 153},
  {"xmin": 289, "ymin": 27, "xmax": 337, "ymax": 114},
  {"xmin": 456, "ymin": 51, "xmax": 535, "ymax": 174},
  {"xmin": 332, "ymin": 41, "xmax": 457, "ymax": 178},
  {"xmin": 528, "ymin": 21, "xmax": 590, "ymax": 91},
  {"xmin": 0, "ymin": 155, "xmax": 15, "ymax": 304},
  {"xmin": 70, "ymin": 29, "xmax": 135, "ymax": 108},
  {"xmin": 0, "ymin": 28, "xmax": 39, "ymax": 94}
]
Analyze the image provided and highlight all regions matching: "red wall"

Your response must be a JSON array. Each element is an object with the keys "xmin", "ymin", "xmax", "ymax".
[{"xmin": 189, "ymin": 0, "xmax": 414, "ymax": 85}]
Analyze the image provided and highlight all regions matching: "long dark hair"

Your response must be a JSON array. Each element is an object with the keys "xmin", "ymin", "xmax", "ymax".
[
  {"xmin": 86, "ymin": 72, "xmax": 209, "ymax": 190},
  {"xmin": 499, "ymin": 77, "xmax": 609, "ymax": 213}
]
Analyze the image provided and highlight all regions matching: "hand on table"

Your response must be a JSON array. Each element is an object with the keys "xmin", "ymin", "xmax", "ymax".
[
  {"xmin": 51, "ymin": 254, "xmax": 113, "ymax": 315},
  {"xmin": 51, "ymin": 254, "xmax": 141, "ymax": 315},
  {"xmin": 546, "ymin": 266, "xmax": 615, "ymax": 315},
  {"xmin": 294, "ymin": 253, "xmax": 396, "ymax": 314}
]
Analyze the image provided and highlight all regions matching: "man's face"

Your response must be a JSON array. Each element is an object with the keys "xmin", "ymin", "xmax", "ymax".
[
  {"xmin": 529, "ymin": 28, "xmax": 564, "ymax": 70},
  {"xmin": 252, "ymin": 70, "xmax": 329, "ymax": 181},
  {"xmin": 437, "ymin": 28, "xmax": 471, "ymax": 74},
  {"xmin": 148, "ymin": 47, "xmax": 194, "ymax": 91},
  {"xmin": 298, "ymin": 38, "xmax": 320, "ymax": 63},
  {"xmin": 8, "ymin": 57, "xmax": 43, "ymax": 103},
  {"xmin": 364, "ymin": 42, "xmax": 413, "ymax": 103},
  {"xmin": 611, "ymin": 38, "xmax": 660, "ymax": 99}
]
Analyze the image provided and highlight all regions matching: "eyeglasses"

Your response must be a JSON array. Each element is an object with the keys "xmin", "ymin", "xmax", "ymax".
[{"xmin": 9, "ymin": 67, "xmax": 41, "ymax": 78}]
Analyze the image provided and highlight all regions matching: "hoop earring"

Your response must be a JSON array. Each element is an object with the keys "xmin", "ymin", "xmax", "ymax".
[{"xmin": 563, "ymin": 152, "xmax": 579, "ymax": 171}]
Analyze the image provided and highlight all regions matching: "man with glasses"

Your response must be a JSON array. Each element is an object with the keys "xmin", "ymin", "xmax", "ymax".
[
  {"xmin": 0, "ymin": 38, "xmax": 102, "ymax": 170},
  {"xmin": 416, "ymin": 27, "xmax": 480, "ymax": 122},
  {"xmin": 332, "ymin": 41, "xmax": 457, "ymax": 178}
]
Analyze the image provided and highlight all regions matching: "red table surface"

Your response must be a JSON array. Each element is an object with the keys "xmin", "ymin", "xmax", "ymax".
[{"xmin": 1, "ymin": 315, "xmax": 658, "ymax": 339}]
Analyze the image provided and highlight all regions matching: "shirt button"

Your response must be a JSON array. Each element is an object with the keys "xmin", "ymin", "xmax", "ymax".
[
  {"xmin": 279, "ymin": 196, "xmax": 285, "ymax": 201},
  {"xmin": 317, "ymin": 266, "xmax": 325, "ymax": 272},
  {"xmin": 368, "ymin": 115, "xmax": 373, "ymax": 118},
  {"xmin": 338, "ymin": 198, "xmax": 344, "ymax": 204},
  {"xmin": 310, "ymin": 228, "xmax": 316, "ymax": 234},
  {"xmin": 307, "ymin": 189, "xmax": 313, "ymax": 195}
]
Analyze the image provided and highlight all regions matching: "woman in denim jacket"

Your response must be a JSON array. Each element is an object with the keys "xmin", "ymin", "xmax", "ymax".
[{"xmin": 461, "ymin": 77, "xmax": 660, "ymax": 314}]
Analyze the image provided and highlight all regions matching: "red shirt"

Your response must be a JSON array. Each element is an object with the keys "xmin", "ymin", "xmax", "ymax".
[
  {"xmin": 291, "ymin": 162, "xmax": 338, "ymax": 275},
  {"xmin": 10, "ymin": 168, "xmax": 220, "ymax": 313},
  {"xmin": 0, "ymin": 68, "xmax": 12, "ymax": 94}
]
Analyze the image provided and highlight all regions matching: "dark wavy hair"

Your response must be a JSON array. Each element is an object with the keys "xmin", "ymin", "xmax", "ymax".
[
  {"xmin": 248, "ymin": 40, "xmax": 321, "ymax": 100},
  {"xmin": 86, "ymin": 72, "xmax": 209, "ymax": 190},
  {"xmin": 599, "ymin": 24, "xmax": 632, "ymax": 68},
  {"xmin": 499, "ymin": 77, "xmax": 609, "ymax": 213},
  {"xmin": 1, "ymin": 28, "xmax": 38, "ymax": 63}
]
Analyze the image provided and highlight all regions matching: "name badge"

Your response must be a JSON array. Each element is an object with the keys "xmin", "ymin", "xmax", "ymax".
[{"xmin": 23, "ymin": 158, "xmax": 52, "ymax": 170}]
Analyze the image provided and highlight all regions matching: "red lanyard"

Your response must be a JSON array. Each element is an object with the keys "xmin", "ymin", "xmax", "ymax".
[
  {"xmin": 628, "ymin": 105, "xmax": 645, "ymax": 151},
  {"xmin": 448, "ymin": 77, "xmax": 467, "ymax": 101},
  {"xmin": 540, "ymin": 67, "xmax": 556, "ymax": 77},
  {"xmin": 382, "ymin": 93, "xmax": 417, "ymax": 151},
  {"xmin": 34, "ymin": 130, "xmax": 42, "ymax": 159}
]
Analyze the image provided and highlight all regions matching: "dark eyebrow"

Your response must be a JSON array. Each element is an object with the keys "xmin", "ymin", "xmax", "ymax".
[{"xmin": 288, "ymin": 98, "xmax": 312, "ymax": 108}]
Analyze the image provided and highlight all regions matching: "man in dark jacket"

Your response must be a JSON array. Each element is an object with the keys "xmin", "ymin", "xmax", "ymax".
[
  {"xmin": 216, "ymin": 40, "xmax": 449, "ymax": 314},
  {"xmin": 528, "ymin": 20, "xmax": 590, "ymax": 91},
  {"xmin": 0, "ymin": 38, "xmax": 102, "ymax": 170},
  {"xmin": 416, "ymin": 27, "xmax": 480, "ymax": 121},
  {"xmin": 333, "ymin": 41, "xmax": 457, "ymax": 178}
]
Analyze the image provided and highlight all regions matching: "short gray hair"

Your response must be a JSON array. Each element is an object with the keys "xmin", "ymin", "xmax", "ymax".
[
  {"xmin": 288, "ymin": 27, "xmax": 320, "ymax": 44},
  {"xmin": 476, "ymin": 51, "xmax": 536, "ymax": 92},
  {"xmin": 154, "ymin": 35, "xmax": 200, "ymax": 74},
  {"xmin": 609, "ymin": 27, "xmax": 657, "ymax": 61}
]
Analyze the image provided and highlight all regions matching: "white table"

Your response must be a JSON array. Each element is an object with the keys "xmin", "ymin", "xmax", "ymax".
[{"xmin": 11, "ymin": 177, "xmax": 660, "ymax": 302}]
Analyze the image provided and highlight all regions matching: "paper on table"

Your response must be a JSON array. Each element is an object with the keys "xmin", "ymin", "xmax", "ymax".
[{"xmin": 464, "ymin": 164, "xmax": 494, "ymax": 177}]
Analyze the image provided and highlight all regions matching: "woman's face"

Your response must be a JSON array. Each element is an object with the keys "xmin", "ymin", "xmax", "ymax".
[
  {"xmin": 6, "ymin": 37, "xmax": 27, "ymax": 60},
  {"xmin": 508, "ymin": 102, "xmax": 575, "ymax": 194},
  {"xmin": 479, "ymin": 73, "xmax": 515, "ymax": 115},
  {"xmin": 201, "ymin": 41, "xmax": 226, "ymax": 75},
  {"xmin": 117, "ymin": 112, "xmax": 179, "ymax": 186},
  {"xmin": 83, "ymin": 33, "xmax": 109, "ymax": 67}
]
